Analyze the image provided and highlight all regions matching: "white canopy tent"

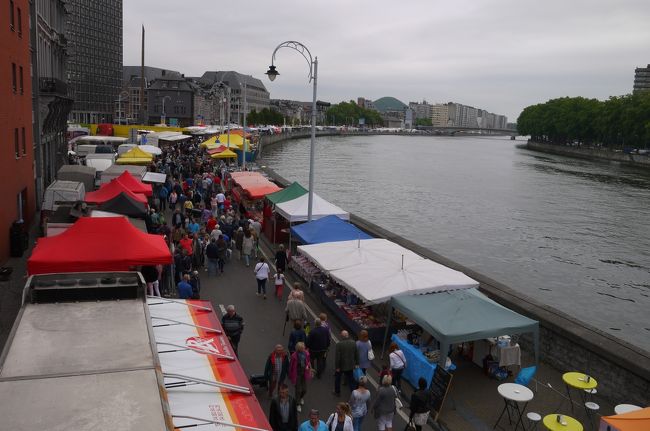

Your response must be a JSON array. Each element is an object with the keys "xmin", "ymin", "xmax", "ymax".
[
  {"xmin": 275, "ymin": 193, "xmax": 350, "ymax": 222},
  {"xmin": 297, "ymin": 239, "xmax": 478, "ymax": 304}
]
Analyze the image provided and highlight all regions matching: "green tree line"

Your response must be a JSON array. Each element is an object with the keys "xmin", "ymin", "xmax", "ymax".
[
  {"xmin": 325, "ymin": 101, "xmax": 383, "ymax": 127},
  {"xmin": 247, "ymin": 108, "xmax": 285, "ymax": 125},
  {"xmin": 517, "ymin": 93, "xmax": 650, "ymax": 149}
]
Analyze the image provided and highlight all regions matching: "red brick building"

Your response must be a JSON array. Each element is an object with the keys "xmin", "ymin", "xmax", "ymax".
[{"xmin": 0, "ymin": 0, "xmax": 35, "ymax": 262}]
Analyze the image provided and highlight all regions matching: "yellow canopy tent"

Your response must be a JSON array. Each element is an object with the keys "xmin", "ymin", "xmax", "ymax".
[
  {"xmin": 217, "ymin": 133, "xmax": 247, "ymax": 148},
  {"xmin": 116, "ymin": 146, "xmax": 154, "ymax": 165},
  {"xmin": 199, "ymin": 136, "xmax": 218, "ymax": 148},
  {"xmin": 210, "ymin": 149, "xmax": 238, "ymax": 159}
]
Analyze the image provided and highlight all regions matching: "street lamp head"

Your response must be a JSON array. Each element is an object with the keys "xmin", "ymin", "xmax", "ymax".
[{"xmin": 265, "ymin": 65, "xmax": 279, "ymax": 81}]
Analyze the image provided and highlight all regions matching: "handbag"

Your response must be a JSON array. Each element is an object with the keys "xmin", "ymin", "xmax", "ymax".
[
  {"xmin": 393, "ymin": 386, "xmax": 403, "ymax": 409},
  {"xmin": 353, "ymin": 367, "xmax": 364, "ymax": 382},
  {"xmin": 413, "ymin": 412, "xmax": 430, "ymax": 426},
  {"xmin": 367, "ymin": 342, "xmax": 375, "ymax": 361}
]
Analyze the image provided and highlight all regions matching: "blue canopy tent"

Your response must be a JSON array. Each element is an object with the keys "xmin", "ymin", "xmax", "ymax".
[
  {"xmin": 290, "ymin": 215, "xmax": 373, "ymax": 245},
  {"xmin": 384, "ymin": 289, "xmax": 539, "ymax": 368}
]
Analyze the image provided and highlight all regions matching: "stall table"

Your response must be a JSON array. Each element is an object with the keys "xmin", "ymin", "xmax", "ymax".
[
  {"xmin": 542, "ymin": 414, "xmax": 583, "ymax": 431},
  {"xmin": 391, "ymin": 334, "xmax": 456, "ymax": 389},
  {"xmin": 494, "ymin": 383, "xmax": 534, "ymax": 431}
]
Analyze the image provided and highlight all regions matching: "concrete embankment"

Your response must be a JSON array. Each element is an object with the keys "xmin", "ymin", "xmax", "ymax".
[
  {"xmin": 525, "ymin": 141, "xmax": 650, "ymax": 167},
  {"xmin": 258, "ymin": 135, "xmax": 650, "ymax": 406}
]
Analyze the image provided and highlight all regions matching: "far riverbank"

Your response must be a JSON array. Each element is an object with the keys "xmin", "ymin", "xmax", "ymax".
[{"xmin": 524, "ymin": 141, "xmax": 650, "ymax": 167}]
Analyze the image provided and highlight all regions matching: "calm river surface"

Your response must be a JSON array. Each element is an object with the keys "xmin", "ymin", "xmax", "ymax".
[{"xmin": 260, "ymin": 135, "xmax": 650, "ymax": 353}]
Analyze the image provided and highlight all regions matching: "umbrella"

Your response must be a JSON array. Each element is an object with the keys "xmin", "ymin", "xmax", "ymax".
[{"xmin": 138, "ymin": 145, "xmax": 162, "ymax": 155}]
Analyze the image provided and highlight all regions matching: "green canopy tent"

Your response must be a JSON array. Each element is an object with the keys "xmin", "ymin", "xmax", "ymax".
[
  {"xmin": 266, "ymin": 181, "xmax": 308, "ymax": 205},
  {"xmin": 265, "ymin": 182, "xmax": 308, "ymax": 244},
  {"xmin": 384, "ymin": 288, "xmax": 539, "ymax": 367}
]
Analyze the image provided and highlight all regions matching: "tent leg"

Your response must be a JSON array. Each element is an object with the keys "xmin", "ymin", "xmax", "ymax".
[{"xmin": 381, "ymin": 306, "xmax": 394, "ymax": 360}]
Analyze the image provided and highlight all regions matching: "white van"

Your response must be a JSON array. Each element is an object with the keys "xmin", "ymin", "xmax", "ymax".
[{"xmin": 42, "ymin": 181, "xmax": 85, "ymax": 212}]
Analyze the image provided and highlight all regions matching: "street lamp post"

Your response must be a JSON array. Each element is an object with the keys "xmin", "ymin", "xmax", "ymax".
[
  {"xmin": 161, "ymin": 95, "xmax": 171, "ymax": 125},
  {"xmin": 265, "ymin": 41, "xmax": 318, "ymax": 221}
]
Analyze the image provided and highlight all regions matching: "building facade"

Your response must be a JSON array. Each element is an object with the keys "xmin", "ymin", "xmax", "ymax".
[
  {"xmin": 32, "ymin": 0, "xmax": 73, "ymax": 201},
  {"xmin": 1, "ymin": 0, "xmax": 36, "ymax": 262},
  {"xmin": 66, "ymin": 0, "xmax": 122, "ymax": 124},
  {"xmin": 409, "ymin": 100, "xmax": 434, "ymax": 121},
  {"xmin": 146, "ymin": 70, "xmax": 194, "ymax": 127},
  {"xmin": 431, "ymin": 103, "xmax": 450, "ymax": 126},
  {"xmin": 633, "ymin": 64, "xmax": 650, "ymax": 94},
  {"xmin": 198, "ymin": 71, "xmax": 270, "ymax": 125}
]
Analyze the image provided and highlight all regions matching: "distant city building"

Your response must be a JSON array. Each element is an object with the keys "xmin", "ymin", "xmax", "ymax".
[
  {"xmin": 357, "ymin": 97, "xmax": 376, "ymax": 111},
  {"xmin": 477, "ymin": 109, "xmax": 508, "ymax": 130},
  {"xmin": 66, "ymin": 0, "xmax": 122, "ymax": 124},
  {"xmin": 146, "ymin": 70, "xmax": 194, "ymax": 127},
  {"xmin": 431, "ymin": 103, "xmax": 450, "ymax": 127},
  {"xmin": 1, "ymin": 0, "xmax": 36, "ymax": 262},
  {"xmin": 409, "ymin": 100, "xmax": 433, "ymax": 121},
  {"xmin": 197, "ymin": 71, "xmax": 270, "ymax": 125},
  {"xmin": 633, "ymin": 64, "xmax": 650, "ymax": 93},
  {"xmin": 270, "ymin": 99, "xmax": 330, "ymax": 125},
  {"xmin": 32, "ymin": 0, "xmax": 73, "ymax": 198},
  {"xmin": 447, "ymin": 102, "xmax": 478, "ymax": 128}
]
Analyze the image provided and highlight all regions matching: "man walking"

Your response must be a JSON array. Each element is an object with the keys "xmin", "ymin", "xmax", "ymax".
[
  {"xmin": 205, "ymin": 237, "xmax": 219, "ymax": 276},
  {"xmin": 298, "ymin": 409, "xmax": 328, "ymax": 431},
  {"xmin": 306, "ymin": 318, "xmax": 330, "ymax": 378},
  {"xmin": 221, "ymin": 305, "xmax": 244, "ymax": 356},
  {"xmin": 265, "ymin": 344, "xmax": 290, "ymax": 397},
  {"xmin": 269, "ymin": 384, "xmax": 298, "ymax": 431},
  {"xmin": 333, "ymin": 330, "xmax": 359, "ymax": 396}
]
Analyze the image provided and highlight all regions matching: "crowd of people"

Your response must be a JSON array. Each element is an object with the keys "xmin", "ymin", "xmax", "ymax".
[{"xmin": 140, "ymin": 136, "xmax": 434, "ymax": 431}]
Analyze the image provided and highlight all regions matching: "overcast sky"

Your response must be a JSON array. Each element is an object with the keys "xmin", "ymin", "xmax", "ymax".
[{"xmin": 123, "ymin": 0, "xmax": 650, "ymax": 122}]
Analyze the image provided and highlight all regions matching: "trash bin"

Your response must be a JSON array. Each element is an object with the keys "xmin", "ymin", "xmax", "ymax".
[{"xmin": 9, "ymin": 221, "xmax": 27, "ymax": 258}]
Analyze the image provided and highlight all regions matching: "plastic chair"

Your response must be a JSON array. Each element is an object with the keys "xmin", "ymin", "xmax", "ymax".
[
  {"xmin": 515, "ymin": 366, "xmax": 537, "ymax": 386},
  {"xmin": 526, "ymin": 412, "xmax": 541, "ymax": 430}
]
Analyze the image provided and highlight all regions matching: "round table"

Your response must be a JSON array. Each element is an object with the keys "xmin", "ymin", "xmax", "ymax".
[
  {"xmin": 562, "ymin": 372, "xmax": 597, "ymax": 390},
  {"xmin": 494, "ymin": 383, "xmax": 534, "ymax": 430},
  {"xmin": 542, "ymin": 414, "xmax": 583, "ymax": 431},
  {"xmin": 614, "ymin": 404, "xmax": 642, "ymax": 414}
]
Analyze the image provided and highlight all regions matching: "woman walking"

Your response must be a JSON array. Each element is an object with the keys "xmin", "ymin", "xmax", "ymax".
[
  {"xmin": 372, "ymin": 375, "xmax": 397, "ymax": 431},
  {"xmin": 349, "ymin": 377, "xmax": 371, "ymax": 431},
  {"xmin": 273, "ymin": 269, "xmax": 285, "ymax": 300},
  {"xmin": 242, "ymin": 229, "xmax": 254, "ymax": 267},
  {"xmin": 288, "ymin": 342, "xmax": 312, "ymax": 412},
  {"xmin": 388, "ymin": 342, "xmax": 407, "ymax": 393},
  {"xmin": 408, "ymin": 378, "xmax": 431, "ymax": 431},
  {"xmin": 326, "ymin": 402, "xmax": 354, "ymax": 431},
  {"xmin": 275, "ymin": 244, "xmax": 288, "ymax": 272},
  {"xmin": 356, "ymin": 330, "xmax": 373, "ymax": 374},
  {"xmin": 254, "ymin": 257, "xmax": 270, "ymax": 298}
]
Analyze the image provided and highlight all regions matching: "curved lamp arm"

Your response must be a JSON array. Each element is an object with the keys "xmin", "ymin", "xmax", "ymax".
[{"xmin": 269, "ymin": 40, "xmax": 315, "ymax": 82}]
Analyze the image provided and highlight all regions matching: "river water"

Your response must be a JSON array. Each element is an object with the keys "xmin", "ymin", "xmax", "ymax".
[{"xmin": 260, "ymin": 134, "xmax": 650, "ymax": 353}]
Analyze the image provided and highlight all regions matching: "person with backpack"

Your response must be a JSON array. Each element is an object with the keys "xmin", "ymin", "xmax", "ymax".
[{"xmin": 158, "ymin": 186, "xmax": 169, "ymax": 211}]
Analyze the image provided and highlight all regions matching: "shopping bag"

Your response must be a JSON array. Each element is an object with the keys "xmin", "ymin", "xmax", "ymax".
[{"xmin": 353, "ymin": 367, "xmax": 364, "ymax": 382}]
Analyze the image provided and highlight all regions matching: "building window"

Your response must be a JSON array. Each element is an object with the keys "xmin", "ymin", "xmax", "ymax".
[
  {"xmin": 12, "ymin": 63, "xmax": 16, "ymax": 92},
  {"xmin": 9, "ymin": 0, "xmax": 14, "ymax": 30},
  {"xmin": 21, "ymin": 127, "xmax": 26, "ymax": 155},
  {"xmin": 19, "ymin": 65, "xmax": 23, "ymax": 94},
  {"xmin": 17, "ymin": 7, "xmax": 21, "ymax": 36},
  {"xmin": 14, "ymin": 128, "xmax": 19, "ymax": 158}
]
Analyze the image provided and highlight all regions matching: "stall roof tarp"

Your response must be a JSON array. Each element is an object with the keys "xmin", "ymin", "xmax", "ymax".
[
  {"xmin": 116, "ymin": 170, "xmax": 153, "ymax": 196},
  {"xmin": 391, "ymin": 289, "xmax": 538, "ymax": 345},
  {"xmin": 275, "ymin": 193, "xmax": 350, "ymax": 222},
  {"xmin": 600, "ymin": 408, "xmax": 650, "ymax": 431},
  {"xmin": 27, "ymin": 217, "xmax": 172, "ymax": 274},
  {"xmin": 84, "ymin": 178, "xmax": 148, "ymax": 204},
  {"xmin": 57, "ymin": 165, "xmax": 96, "ymax": 192},
  {"xmin": 266, "ymin": 182, "xmax": 308, "ymax": 205},
  {"xmin": 230, "ymin": 172, "xmax": 281, "ymax": 199},
  {"xmin": 116, "ymin": 146, "xmax": 154, "ymax": 164},
  {"xmin": 142, "ymin": 172, "xmax": 167, "ymax": 184},
  {"xmin": 210, "ymin": 149, "xmax": 238, "ymax": 159},
  {"xmin": 291, "ymin": 215, "xmax": 373, "ymax": 244},
  {"xmin": 98, "ymin": 192, "xmax": 147, "ymax": 218}
]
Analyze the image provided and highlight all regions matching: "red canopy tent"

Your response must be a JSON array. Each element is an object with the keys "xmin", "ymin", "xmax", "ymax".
[
  {"xmin": 116, "ymin": 170, "xmax": 153, "ymax": 196},
  {"xmin": 85, "ymin": 178, "xmax": 148, "ymax": 204},
  {"xmin": 207, "ymin": 145, "xmax": 228, "ymax": 155},
  {"xmin": 28, "ymin": 217, "xmax": 172, "ymax": 274}
]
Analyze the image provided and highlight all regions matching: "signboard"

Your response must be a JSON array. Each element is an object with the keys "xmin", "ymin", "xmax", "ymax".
[
  {"xmin": 358, "ymin": 118, "xmax": 365, "ymax": 126},
  {"xmin": 429, "ymin": 365, "xmax": 453, "ymax": 421}
]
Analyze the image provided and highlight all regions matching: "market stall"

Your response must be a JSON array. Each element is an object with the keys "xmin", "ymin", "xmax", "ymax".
[
  {"xmin": 27, "ymin": 217, "xmax": 172, "ymax": 274},
  {"xmin": 291, "ymin": 215, "xmax": 373, "ymax": 245},
  {"xmin": 115, "ymin": 146, "xmax": 154, "ymax": 165},
  {"xmin": 385, "ymin": 289, "xmax": 539, "ymax": 388},
  {"xmin": 275, "ymin": 192, "xmax": 350, "ymax": 222},
  {"xmin": 84, "ymin": 178, "xmax": 148, "ymax": 205},
  {"xmin": 57, "ymin": 165, "xmax": 96, "ymax": 192},
  {"xmin": 264, "ymin": 182, "xmax": 308, "ymax": 243},
  {"xmin": 599, "ymin": 407, "xmax": 650, "ymax": 431},
  {"xmin": 228, "ymin": 172, "xmax": 281, "ymax": 221},
  {"xmin": 115, "ymin": 170, "xmax": 153, "ymax": 196},
  {"xmin": 98, "ymin": 192, "xmax": 148, "ymax": 218}
]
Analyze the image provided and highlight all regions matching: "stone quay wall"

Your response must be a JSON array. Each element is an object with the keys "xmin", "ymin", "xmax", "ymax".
[
  {"xmin": 526, "ymin": 141, "xmax": 650, "ymax": 167},
  {"xmin": 257, "ymin": 135, "xmax": 650, "ymax": 407}
]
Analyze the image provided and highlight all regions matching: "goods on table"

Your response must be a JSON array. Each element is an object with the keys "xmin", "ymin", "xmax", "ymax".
[{"xmin": 289, "ymin": 255, "xmax": 321, "ymax": 284}]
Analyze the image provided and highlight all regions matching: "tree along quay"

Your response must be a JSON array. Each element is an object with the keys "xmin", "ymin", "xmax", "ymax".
[{"xmin": 257, "ymin": 145, "xmax": 650, "ymax": 407}]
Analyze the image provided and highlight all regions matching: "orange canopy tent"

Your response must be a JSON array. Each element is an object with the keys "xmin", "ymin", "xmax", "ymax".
[
  {"xmin": 116, "ymin": 170, "xmax": 153, "ymax": 196},
  {"xmin": 600, "ymin": 407, "xmax": 650, "ymax": 431},
  {"xmin": 84, "ymin": 178, "xmax": 148, "ymax": 205},
  {"xmin": 207, "ymin": 145, "xmax": 228, "ymax": 155},
  {"xmin": 229, "ymin": 171, "xmax": 281, "ymax": 200},
  {"xmin": 27, "ymin": 217, "xmax": 172, "ymax": 274}
]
